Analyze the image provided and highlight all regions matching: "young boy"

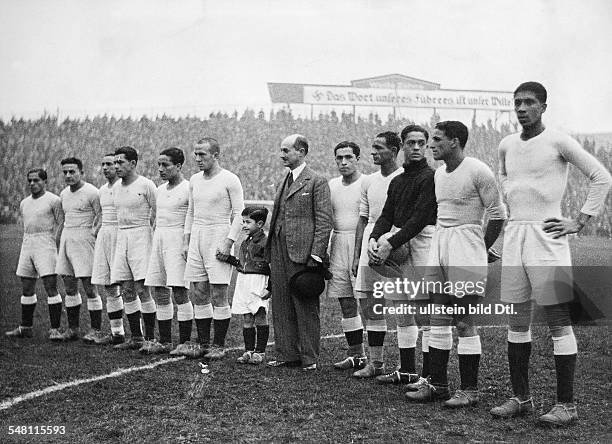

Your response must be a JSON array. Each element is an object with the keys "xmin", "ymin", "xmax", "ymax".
[{"xmin": 217, "ymin": 206, "xmax": 271, "ymax": 364}]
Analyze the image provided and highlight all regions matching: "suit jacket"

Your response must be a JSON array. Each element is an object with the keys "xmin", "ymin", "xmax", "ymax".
[{"xmin": 267, "ymin": 165, "xmax": 333, "ymax": 265}]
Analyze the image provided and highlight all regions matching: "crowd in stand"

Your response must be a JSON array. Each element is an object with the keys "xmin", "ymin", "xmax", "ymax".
[{"xmin": 1, "ymin": 110, "xmax": 610, "ymax": 236}]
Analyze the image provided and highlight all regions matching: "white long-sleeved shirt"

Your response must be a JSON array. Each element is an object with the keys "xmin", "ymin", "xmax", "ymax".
[
  {"xmin": 359, "ymin": 169, "xmax": 402, "ymax": 224},
  {"xmin": 435, "ymin": 157, "xmax": 507, "ymax": 228},
  {"xmin": 499, "ymin": 128, "xmax": 612, "ymax": 221},
  {"xmin": 184, "ymin": 169, "xmax": 244, "ymax": 241}
]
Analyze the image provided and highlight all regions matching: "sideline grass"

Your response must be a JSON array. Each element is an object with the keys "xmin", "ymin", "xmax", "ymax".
[{"xmin": 1, "ymin": 225, "xmax": 611, "ymax": 442}]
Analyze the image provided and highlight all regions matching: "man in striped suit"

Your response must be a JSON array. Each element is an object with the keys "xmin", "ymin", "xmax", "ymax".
[{"xmin": 266, "ymin": 134, "xmax": 333, "ymax": 371}]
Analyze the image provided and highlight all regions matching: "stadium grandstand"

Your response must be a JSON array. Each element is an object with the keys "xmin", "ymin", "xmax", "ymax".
[{"xmin": 1, "ymin": 110, "xmax": 610, "ymax": 236}]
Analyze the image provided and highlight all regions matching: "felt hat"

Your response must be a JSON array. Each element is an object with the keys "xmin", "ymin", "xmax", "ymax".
[{"xmin": 289, "ymin": 268, "xmax": 326, "ymax": 299}]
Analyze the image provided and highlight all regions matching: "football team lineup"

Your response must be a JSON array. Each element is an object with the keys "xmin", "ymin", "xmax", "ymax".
[{"xmin": 2, "ymin": 82, "xmax": 611, "ymax": 441}]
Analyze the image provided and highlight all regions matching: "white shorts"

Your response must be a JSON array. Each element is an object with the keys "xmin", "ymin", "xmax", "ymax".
[
  {"xmin": 326, "ymin": 230, "xmax": 356, "ymax": 299},
  {"xmin": 145, "ymin": 227, "xmax": 188, "ymax": 288},
  {"xmin": 91, "ymin": 225, "xmax": 118, "ymax": 286},
  {"xmin": 355, "ymin": 223, "xmax": 377, "ymax": 297},
  {"xmin": 184, "ymin": 224, "xmax": 232, "ymax": 284},
  {"xmin": 55, "ymin": 227, "xmax": 95, "ymax": 278},
  {"xmin": 111, "ymin": 226, "xmax": 152, "ymax": 282},
  {"xmin": 231, "ymin": 272, "xmax": 269, "ymax": 315},
  {"xmin": 376, "ymin": 225, "xmax": 434, "ymax": 301},
  {"xmin": 424, "ymin": 224, "xmax": 488, "ymax": 298},
  {"xmin": 16, "ymin": 233, "xmax": 57, "ymax": 279},
  {"xmin": 500, "ymin": 221, "xmax": 573, "ymax": 306}
]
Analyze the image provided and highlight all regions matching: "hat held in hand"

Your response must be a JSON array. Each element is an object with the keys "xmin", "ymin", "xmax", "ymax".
[{"xmin": 289, "ymin": 268, "xmax": 326, "ymax": 299}]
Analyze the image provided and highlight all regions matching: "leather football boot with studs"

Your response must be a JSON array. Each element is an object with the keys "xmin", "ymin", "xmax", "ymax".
[
  {"xmin": 5, "ymin": 326, "xmax": 33, "ymax": 338},
  {"xmin": 443, "ymin": 389, "xmax": 479, "ymax": 408},
  {"xmin": 352, "ymin": 362, "xmax": 384, "ymax": 379},
  {"xmin": 334, "ymin": 355, "xmax": 368, "ymax": 370},
  {"xmin": 376, "ymin": 370, "xmax": 420, "ymax": 385},
  {"xmin": 405, "ymin": 378, "xmax": 450, "ymax": 402},
  {"xmin": 490, "ymin": 397, "xmax": 534, "ymax": 418},
  {"xmin": 538, "ymin": 403, "xmax": 578, "ymax": 426}
]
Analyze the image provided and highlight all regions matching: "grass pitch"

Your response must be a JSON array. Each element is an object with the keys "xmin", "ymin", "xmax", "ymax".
[{"xmin": 0, "ymin": 225, "xmax": 610, "ymax": 443}]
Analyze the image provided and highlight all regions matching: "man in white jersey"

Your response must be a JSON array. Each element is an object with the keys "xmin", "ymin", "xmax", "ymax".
[
  {"xmin": 490, "ymin": 82, "xmax": 612, "ymax": 426},
  {"xmin": 111, "ymin": 146, "xmax": 158, "ymax": 350},
  {"xmin": 326, "ymin": 141, "xmax": 367, "ymax": 370},
  {"xmin": 406, "ymin": 121, "xmax": 507, "ymax": 407},
  {"xmin": 7, "ymin": 168, "xmax": 64, "ymax": 340},
  {"xmin": 183, "ymin": 137, "xmax": 244, "ymax": 359},
  {"xmin": 55, "ymin": 157, "xmax": 103, "ymax": 342},
  {"xmin": 142, "ymin": 147, "xmax": 193, "ymax": 355},
  {"xmin": 91, "ymin": 153, "xmax": 125, "ymax": 345},
  {"xmin": 351, "ymin": 132, "xmax": 403, "ymax": 378}
]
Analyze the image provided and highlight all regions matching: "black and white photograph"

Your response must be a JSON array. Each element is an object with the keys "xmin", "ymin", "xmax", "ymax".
[{"xmin": 1, "ymin": 0, "xmax": 611, "ymax": 442}]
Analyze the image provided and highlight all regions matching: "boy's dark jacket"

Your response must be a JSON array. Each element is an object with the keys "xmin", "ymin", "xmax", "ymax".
[{"xmin": 220, "ymin": 229, "xmax": 270, "ymax": 276}]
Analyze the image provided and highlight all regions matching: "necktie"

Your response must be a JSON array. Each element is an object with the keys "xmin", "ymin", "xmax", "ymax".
[{"xmin": 287, "ymin": 172, "xmax": 294, "ymax": 188}]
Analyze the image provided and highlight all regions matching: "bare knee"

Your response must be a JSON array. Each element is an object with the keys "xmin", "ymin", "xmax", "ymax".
[
  {"xmin": 190, "ymin": 281, "xmax": 210, "ymax": 305},
  {"xmin": 254, "ymin": 308, "xmax": 268, "ymax": 326},
  {"xmin": 508, "ymin": 301, "xmax": 533, "ymax": 332},
  {"xmin": 361, "ymin": 296, "xmax": 385, "ymax": 321},
  {"xmin": 456, "ymin": 323, "xmax": 477, "ymax": 337},
  {"xmin": 415, "ymin": 313, "xmax": 430, "ymax": 328},
  {"xmin": 119, "ymin": 281, "xmax": 136, "ymax": 302},
  {"xmin": 549, "ymin": 325, "xmax": 573, "ymax": 337},
  {"xmin": 62, "ymin": 275, "xmax": 78, "ymax": 295},
  {"xmin": 21, "ymin": 277, "xmax": 37, "ymax": 296},
  {"xmin": 41, "ymin": 275, "xmax": 58, "ymax": 295},
  {"xmin": 243, "ymin": 313, "xmax": 255, "ymax": 328},
  {"xmin": 394, "ymin": 301, "xmax": 416, "ymax": 327},
  {"xmin": 172, "ymin": 286, "xmax": 189, "ymax": 305},
  {"xmin": 153, "ymin": 286, "xmax": 172, "ymax": 305},
  {"xmin": 543, "ymin": 303, "xmax": 571, "ymax": 328},
  {"xmin": 339, "ymin": 297, "xmax": 358, "ymax": 318},
  {"xmin": 134, "ymin": 280, "xmax": 149, "ymax": 301},
  {"xmin": 429, "ymin": 308, "xmax": 453, "ymax": 327},
  {"xmin": 396, "ymin": 313, "xmax": 416, "ymax": 327},
  {"xmin": 80, "ymin": 277, "xmax": 95, "ymax": 298},
  {"xmin": 211, "ymin": 284, "xmax": 229, "ymax": 307}
]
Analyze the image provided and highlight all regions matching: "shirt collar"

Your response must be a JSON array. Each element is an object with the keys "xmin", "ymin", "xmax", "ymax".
[
  {"xmin": 249, "ymin": 228, "xmax": 265, "ymax": 243},
  {"xmin": 403, "ymin": 158, "xmax": 428, "ymax": 172},
  {"xmin": 290, "ymin": 162, "xmax": 306, "ymax": 181}
]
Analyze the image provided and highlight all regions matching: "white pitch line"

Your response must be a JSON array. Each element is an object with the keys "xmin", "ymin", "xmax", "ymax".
[
  {"xmin": 0, "ymin": 333, "xmax": 344, "ymax": 412},
  {"xmin": 0, "ymin": 357, "xmax": 187, "ymax": 411},
  {"xmin": 1, "ymin": 328, "xmax": 506, "ymax": 412}
]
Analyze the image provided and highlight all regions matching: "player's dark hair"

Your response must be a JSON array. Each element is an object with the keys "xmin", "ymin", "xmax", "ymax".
[
  {"xmin": 160, "ymin": 147, "xmax": 185, "ymax": 165},
  {"xmin": 400, "ymin": 124, "xmax": 429, "ymax": 142},
  {"xmin": 334, "ymin": 141, "xmax": 360, "ymax": 157},
  {"xmin": 115, "ymin": 146, "xmax": 139, "ymax": 163},
  {"xmin": 104, "ymin": 152, "xmax": 115, "ymax": 158},
  {"xmin": 435, "ymin": 121, "xmax": 469, "ymax": 148},
  {"xmin": 242, "ymin": 206, "xmax": 269, "ymax": 224},
  {"xmin": 514, "ymin": 81, "xmax": 547, "ymax": 104},
  {"xmin": 27, "ymin": 168, "xmax": 47, "ymax": 181},
  {"xmin": 293, "ymin": 136, "xmax": 309, "ymax": 155},
  {"xmin": 196, "ymin": 137, "xmax": 220, "ymax": 155},
  {"xmin": 374, "ymin": 131, "xmax": 401, "ymax": 154},
  {"xmin": 60, "ymin": 157, "xmax": 83, "ymax": 172}
]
